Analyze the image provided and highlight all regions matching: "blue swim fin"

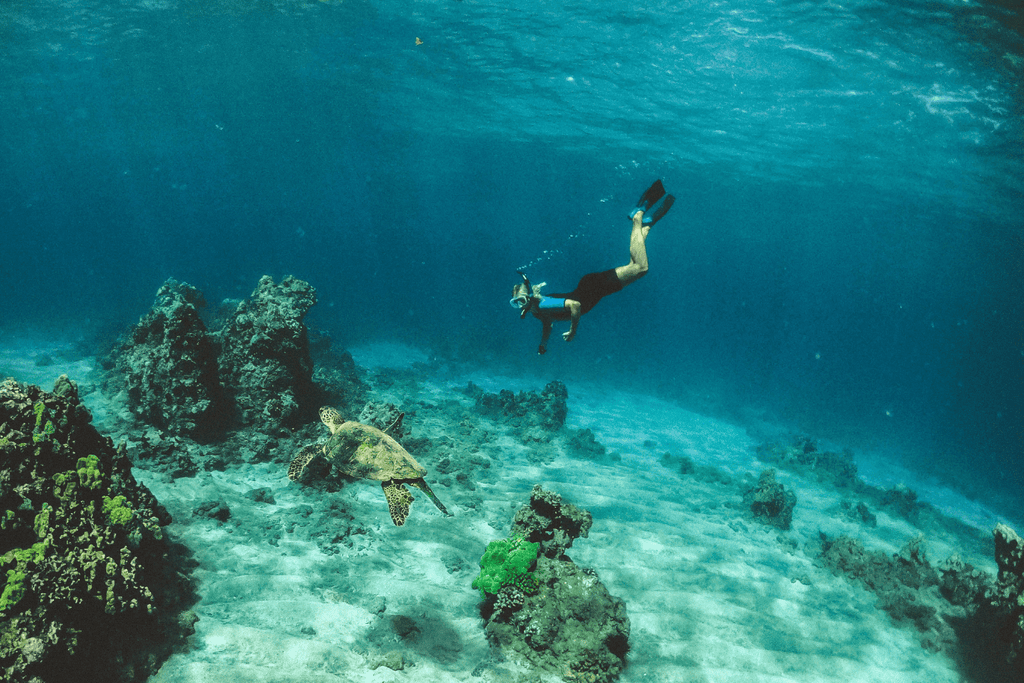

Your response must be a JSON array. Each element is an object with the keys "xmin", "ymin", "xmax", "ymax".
[
  {"xmin": 643, "ymin": 194, "xmax": 675, "ymax": 226},
  {"xmin": 629, "ymin": 179, "xmax": 666, "ymax": 219}
]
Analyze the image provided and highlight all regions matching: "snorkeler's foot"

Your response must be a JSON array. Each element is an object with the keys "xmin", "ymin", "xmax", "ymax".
[
  {"xmin": 642, "ymin": 194, "xmax": 675, "ymax": 227},
  {"xmin": 629, "ymin": 179, "xmax": 666, "ymax": 219}
]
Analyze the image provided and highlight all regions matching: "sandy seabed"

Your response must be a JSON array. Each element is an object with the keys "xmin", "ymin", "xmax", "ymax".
[{"xmin": 1, "ymin": 338, "xmax": 1015, "ymax": 683}]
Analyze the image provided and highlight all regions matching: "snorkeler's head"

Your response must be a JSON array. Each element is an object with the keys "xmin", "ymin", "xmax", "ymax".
[{"xmin": 509, "ymin": 282, "xmax": 530, "ymax": 309}]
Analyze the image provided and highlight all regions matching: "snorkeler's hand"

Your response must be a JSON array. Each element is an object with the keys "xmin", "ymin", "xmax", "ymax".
[
  {"xmin": 538, "ymin": 345, "xmax": 547, "ymax": 355},
  {"xmin": 562, "ymin": 330, "xmax": 575, "ymax": 342}
]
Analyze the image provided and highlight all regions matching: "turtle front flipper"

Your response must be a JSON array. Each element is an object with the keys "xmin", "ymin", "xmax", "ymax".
[
  {"xmin": 288, "ymin": 445, "xmax": 321, "ymax": 482},
  {"xmin": 409, "ymin": 479, "xmax": 451, "ymax": 517},
  {"xmin": 382, "ymin": 481, "xmax": 415, "ymax": 526}
]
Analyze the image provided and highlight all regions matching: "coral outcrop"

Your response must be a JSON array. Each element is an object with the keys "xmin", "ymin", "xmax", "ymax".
[
  {"xmin": 477, "ymin": 486, "xmax": 628, "ymax": 683},
  {"xmin": 992, "ymin": 524, "xmax": 1024, "ymax": 664},
  {"xmin": 111, "ymin": 275, "xmax": 339, "ymax": 438},
  {"xmin": 0, "ymin": 377, "xmax": 196, "ymax": 683},
  {"xmin": 464, "ymin": 380, "xmax": 568, "ymax": 442},
  {"xmin": 742, "ymin": 468, "xmax": 797, "ymax": 530},
  {"xmin": 510, "ymin": 484, "xmax": 593, "ymax": 559},
  {"xmin": 756, "ymin": 436, "xmax": 860, "ymax": 490},
  {"xmin": 216, "ymin": 275, "xmax": 319, "ymax": 431},
  {"xmin": 115, "ymin": 278, "xmax": 225, "ymax": 439}
]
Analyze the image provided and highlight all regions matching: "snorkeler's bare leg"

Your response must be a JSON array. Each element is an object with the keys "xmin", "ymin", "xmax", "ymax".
[{"xmin": 614, "ymin": 210, "xmax": 650, "ymax": 286}]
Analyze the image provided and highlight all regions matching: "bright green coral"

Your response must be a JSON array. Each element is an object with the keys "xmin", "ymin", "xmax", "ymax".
[
  {"xmin": 32, "ymin": 401, "xmax": 55, "ymax": 443},
  {"xmin": 33, "ymin": 504, "xmax": 52, "ymax": 539},
  {"xmin": 472, "ymin": 535, "xmax": 541, "ymax": 597},
  {"xmin": 0, "ymin": 542, "xmax": 48, "ymax": 615},
  {"xmin": 76, "ymin": 454, "xmax": 103, "ymax": 489},
  {"xmin": 0, "ymin": 570, "xmax": 27, "ymax": 614},
  {"xmin": 102, "ymin": 496, "xmax": 134, "ymax": 526}
]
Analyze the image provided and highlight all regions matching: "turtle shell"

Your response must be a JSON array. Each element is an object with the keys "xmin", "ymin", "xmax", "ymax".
[{"xmin": 325, "ymin": 421, "xmax": 427, "ymax": 481}]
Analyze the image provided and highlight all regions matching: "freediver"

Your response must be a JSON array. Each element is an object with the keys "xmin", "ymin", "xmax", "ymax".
[{"xmin": 510, "ymin": 179, "xmax": 675, "ymax": 355}]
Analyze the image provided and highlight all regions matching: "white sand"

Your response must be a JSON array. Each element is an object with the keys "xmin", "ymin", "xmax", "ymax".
[{"xmin": 3, "ymin": 336, "xmax": 1016, "ymax": 682}]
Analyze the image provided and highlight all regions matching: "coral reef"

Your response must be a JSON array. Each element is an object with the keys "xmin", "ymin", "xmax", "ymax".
[
  {"xmin": 755, "ymin": 436, "xmax": 860, "ymax": 490},
  {"xmin": 992, "ymin": 524, "xmax": 1024, "ymax": 664},
  {"xmin": 472, "ymin": 535, "xmax": 541, "ymax": 597},
  {"xmin": 215, "ymin": 275, "xmax": 319, "ymax": 431},
  {"xmin": 510, "ymin": 484, "xmax": 593, "ymax": 559},
  {"xmin": 464, "ymin": 380, "xmax": 568, "ymax": 442},
  {"xmin": 109, "ymin": 275, "xmax": 364, "ymax": 441},
  {"xmin": 478, "ymin": 486, "xmax": 627, "ymax": 683},
  {"xmin": 742, "ymin": 468, "xmax": 796, "ymax": 530},
  {"xmin": 564, "ymin": 428, "xmax": 608, "ymax": 461},
  {"xmin": 818, "ymin": 534, "xmax": 952, "ymax": 652},
  {"xmin": 0, "ymin": 377, "xmax": 196, "ymax": 683},
  {"xmin": 113, "ymin": 278, "xmax": 225, "ymax": 439},
  {"xmin": 817, "ymin": 526, "xmax": 1024, "ymax": 681},
  {"xmin": 880, "ymin": 483, "xmax": 920, "ymax": 522}
]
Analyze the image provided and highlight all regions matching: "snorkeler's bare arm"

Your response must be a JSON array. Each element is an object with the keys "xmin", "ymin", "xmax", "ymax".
[
  {"xmin": 539, "ymin": 319, "xmax": 553, "ymax": 355},
  {"xmin": 562, "ymin": 300, "xmax": 581, "ymax": 341}
]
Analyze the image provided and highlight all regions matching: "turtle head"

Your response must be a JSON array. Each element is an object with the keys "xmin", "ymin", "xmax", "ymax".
[{"xmin": 319, "ymin": 406, "xmax": 345, "ymax": 434}]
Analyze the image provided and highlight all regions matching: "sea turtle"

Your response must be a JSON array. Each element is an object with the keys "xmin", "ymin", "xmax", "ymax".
[{"xmin": 288, "ymin": 406, "xmax": 451, "ymax": 526}]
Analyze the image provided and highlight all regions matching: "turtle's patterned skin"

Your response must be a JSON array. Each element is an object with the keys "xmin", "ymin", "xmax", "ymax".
[{"xmin": 289, "ymin": 406, "xmax": 450, "ymax": 526}]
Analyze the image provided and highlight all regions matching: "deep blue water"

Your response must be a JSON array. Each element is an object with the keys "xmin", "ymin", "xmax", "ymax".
[{"xmin": 1, "ymin": 1, "xmax": 1021, "ymax": 502}]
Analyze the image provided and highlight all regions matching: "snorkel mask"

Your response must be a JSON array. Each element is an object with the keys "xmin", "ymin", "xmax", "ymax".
[{"xmin": 511, "ymin": 271, "xmax": 536, "ymax": 318}]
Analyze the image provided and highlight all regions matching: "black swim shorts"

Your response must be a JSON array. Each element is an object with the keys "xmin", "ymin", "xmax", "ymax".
[{"xmin": 552, "ymin": 269, "xmax": 624, "ymax": 315}]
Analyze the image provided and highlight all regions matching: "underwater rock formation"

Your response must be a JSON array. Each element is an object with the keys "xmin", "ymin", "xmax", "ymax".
[
  {"xmin": 476, "ymin": 486, "xmax": 628, "ymax": 683},
  {"xmin": 115, "ymin": 278, "xmax": 225, "ymax": 439},
  {"xmin": 992, "ymin": 524, "xmax": 1024, "ymax": 664},
  {"xmin": 755, "ymin": 436, "xmax": 860, "ymax": 490},
  {"xmin": 564, "ymin": 428, "xmax": 608, "ymax": 461},
  {"xmin": 464, "ymin": 380, "xmax": 568, "ymax": 442},
  {"xmin": 742, "ymin": 468, "xmax": 797, "ymax": 530},
  {"xmin": 0, "ymin": 376, "xmax": 196, "ymax": 683},
  {"xmin": 510, "ymin": 484, "xmax": 593, "ymax": 559},
  {"xmin": 216, "ymin": 275, "xmax": 319, "ymax": 432},
  {"xmin": 819, "ymin": 534, "xmax": 953, "ymax": 652},
  {"xmin": 111, "ymin": 276, "xmax": 369, "ymax": 440},
  {"xmin": 815, "ymin": 523, "xmax": 1024, "ymax": 680}
]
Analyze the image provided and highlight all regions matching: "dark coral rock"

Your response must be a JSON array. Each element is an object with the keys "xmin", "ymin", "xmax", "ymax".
[
  {"xmin": 994, "ymin": 523, "xmax": 1024, "ymax": 592},
  {"xmin": 938, "ymin": 554, "xmax": 991, "ymax": 608},
  {"xmin": 755, "ymin": 437, "xmax": 860, "ymax": 489},
  {"xmin": 565, "ymin": 428, "xmax": 607, "ymax": 460},
  {"xmin": 880, "ymin": 484, "xmax": 920, "ymax": 521},
  {"xmin": 892, "ymin": 535, "xmax": 939, "ymax": 590},
  {"xmin": 0, "ymin": 377, "xmax": 196, "ymax": 683},
  {"xmin": 510, "ymin": 485, "xmax": 593, "ymax": 559},
  {"xmin": 216, "ymin": 275, "xmax": 319, "ymax": 432},
  {"xmin": 993, "ymin": 524, "xmax": 1024, "ymax": 662},
  {"xmin": 193, "ymin": 500, "xmax": 231, "ymax": 522},
  {"xmin": 839, "ymin": 500, "xmax": 877, "ymax": 528},
  {"xmin": 116, "ymin": 278, "xmax": 226, "ymax": 439},
  {"xmin": 482, "ymin": 488, "xmax": 627, "ymax": 683},
  {"xmin": 466, "ymin": 380, "xmax": 568, "ymax": 442},
  {"xmin": 742, "ymin": 469, "xmax": 797, "ymax": 530},
  {"xmin": 818, "ymin": 534, "xmax": 955, "ymax": 652}
]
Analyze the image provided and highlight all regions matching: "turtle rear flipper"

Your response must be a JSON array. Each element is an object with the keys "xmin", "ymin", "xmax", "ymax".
[
  {"xmin": 382, "ymin": 481, "xmax": 415, "ymax": 526},
  {"xmin": 289, "ymin": 445, "xmax": 321, "ymax": 481},
  {"xmin": 409, "ymin": 479, "xmax": 451, "ymax": 517}
]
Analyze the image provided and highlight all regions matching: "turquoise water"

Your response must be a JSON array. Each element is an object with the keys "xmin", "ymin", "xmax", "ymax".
[{"xmin": 1, "ymin": 0, "xmax": 1020, "ymax": 545}]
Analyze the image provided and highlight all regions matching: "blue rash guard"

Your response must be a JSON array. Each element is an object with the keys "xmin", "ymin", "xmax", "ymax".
[{"xmin": 537, "ymin": 296, "xmax": 567, "ymax": 310}]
